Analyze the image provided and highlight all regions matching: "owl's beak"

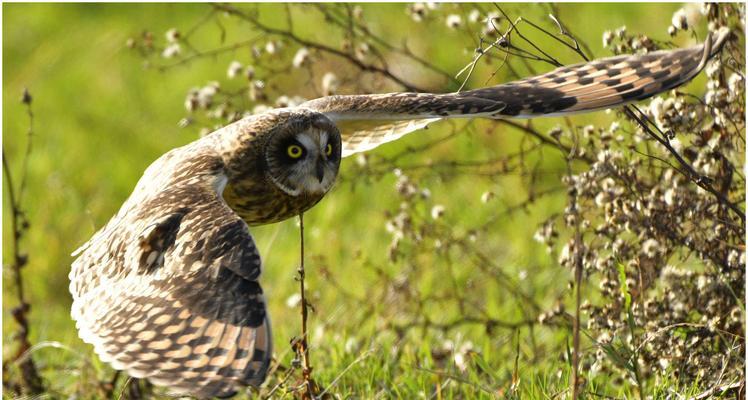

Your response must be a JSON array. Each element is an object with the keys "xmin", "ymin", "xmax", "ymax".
[{"xmin": 315, "ymin": 160, "xmax": 325, "ymax": 183}]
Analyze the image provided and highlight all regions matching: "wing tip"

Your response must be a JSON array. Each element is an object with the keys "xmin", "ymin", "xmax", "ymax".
[
  {"xmin": 711, "ymin": 27, "xmax": 732, "ymax": 53},
  {"xmin": 684, "ymin": 27, "xmax": 731, "ymax": 84},
  {"xmin": 701, "ymin": 27, "xmax": 731, "ymax": 68}
]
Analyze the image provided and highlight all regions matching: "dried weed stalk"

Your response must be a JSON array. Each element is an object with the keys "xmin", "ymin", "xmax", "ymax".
[{"xmin": 3, "ymin": 89, "xmax": 44, "ymax": 395}]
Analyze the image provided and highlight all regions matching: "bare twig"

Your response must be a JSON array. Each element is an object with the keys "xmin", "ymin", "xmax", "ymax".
[
  {"xmin": 262, "ymin": 366, "xmax": 296, "ymax": 399},
  {"xmin": 317, "ymin": 349, "xmax": 373, "ymax": 398},
  {"xmin": 2, "ymin": 89, "xmax": 44, "ymax": 395},
  {"xmin": 687, "ymin": 381, "xmax": 743, "ymax": 400},
  {"xmin": 212, "ymin": 3, "xmax": 430, "ymax": 93},
  {"xmin": 154, "ymin": 36, "xmax": 265, "ymax": 71},
  {"xmin": 313, "ymin": 4, "xmax": 458, "ymax": 86},
  {"xmin": 622, "ymin": 105, "xmax": 745, "ymax": 224},
  {"xmin": 565, "ymin": 144, "xmax": 583, "ymax": 400},
  {"xmin": 116, "ymin": 377, "xmax": 133, "ymax": 400},
  {"xmin": 18, "ymin": 89, "xmax": 35, "ymax": 200},
  {"xmin": 292, "ymin": 213, "xmax": 320, "ymax": 399},
  {"xmin": 415, "ymin": 367, "xmax": 496, "ymax": 394}
]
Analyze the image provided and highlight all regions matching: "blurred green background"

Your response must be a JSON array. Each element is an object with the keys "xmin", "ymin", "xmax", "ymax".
[{"xmin": 5, "ymin": 3, "xmax": 704, "ymax": 397}]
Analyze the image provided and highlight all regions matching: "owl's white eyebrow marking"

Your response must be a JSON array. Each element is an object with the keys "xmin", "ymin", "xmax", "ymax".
[{"xmin": 295, "ymin": 134, "xmax": 316, "ymax": 151}]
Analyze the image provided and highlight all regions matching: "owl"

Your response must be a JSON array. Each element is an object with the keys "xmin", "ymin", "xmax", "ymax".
[{"xmin": 70, "ymin": 30, "xmax": 728, "ymax": 398}]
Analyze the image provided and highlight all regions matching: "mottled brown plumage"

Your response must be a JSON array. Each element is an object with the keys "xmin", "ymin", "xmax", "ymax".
[
  {"xmin": 70, "ymin": 109, "xmax": 335, "ymax": 398},
  {"xmin": 70, "ymin": 29, "xmax": 728, "ymax": 398},
  {"xmin": 217, "ymin": 110, "xmax": 340, "ymax": 224}
]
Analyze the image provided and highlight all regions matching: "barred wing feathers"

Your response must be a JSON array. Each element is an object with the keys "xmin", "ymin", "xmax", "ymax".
[
  {"xmin": 302, "ymin": 28, "xmax": 729, "ymax": 157},
  {"xmin": 70, "ymin": 146, "xmax": 271, "ymax": 399}
]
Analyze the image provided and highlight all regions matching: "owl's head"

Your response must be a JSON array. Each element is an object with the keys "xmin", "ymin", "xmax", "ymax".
[{"xmin": 264, "ymin": 113, "xmax": 341, "ymax": 196}]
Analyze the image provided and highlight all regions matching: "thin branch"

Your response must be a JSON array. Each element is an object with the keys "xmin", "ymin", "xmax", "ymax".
[
  {"xmin": 2, "ymin": 89, "xmax": 44, "ymax": 395},
  {"xmin": 212, "ymin": 3, "xmax": 430, "ymax": 93},
  {"xmin": 565, "ymin": 141, "xmax": 583, "ymax": 400},
  {"xmin": 622, "ymin": 105, "xmax": 745, "ymax": 224},
  {"xmin": 687, "ymin": 381, "xmax": 743, "ymax": 400},
  {"xmin": 293, "ymin": 213, "xmax": 319, "ymax": 399},
  {"xmin": 18, "ymin": 88, "xmax": 34, "ymax": 201},
  {"xmin": 313, "ymin": 4, "xmax": 458, "ymax": 85},
  {"xmin": 153, "ymin": 36, "xmax": 264, "ymax": 71},
  {"xmin": 499, "ymin": 119, "xmax": 593, "ymax": 163}
]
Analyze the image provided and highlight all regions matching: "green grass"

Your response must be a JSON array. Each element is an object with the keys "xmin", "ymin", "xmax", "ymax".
[{"xmin": 4, "ymin": 3, "xmax": 730, "ymax": 398}]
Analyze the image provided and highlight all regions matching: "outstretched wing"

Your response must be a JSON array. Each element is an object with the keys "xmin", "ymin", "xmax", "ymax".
[
  {"xmin": 70, "ymin": 149, "xmax": 271, "ymax": 398},
  {"xmin": 301, "ymin": 28, "xmax": 730, "ymax": 157}
]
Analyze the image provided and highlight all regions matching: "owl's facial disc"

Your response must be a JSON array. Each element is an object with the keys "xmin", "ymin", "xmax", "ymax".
[{"xmin": 266, "ymin": 126, "xmax": 341, "ymax": 197}]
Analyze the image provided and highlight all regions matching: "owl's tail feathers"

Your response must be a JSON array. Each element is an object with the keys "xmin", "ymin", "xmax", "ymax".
[{"xmin": 476, "ymin": 28, "xmax": 731, "ymax": 119}]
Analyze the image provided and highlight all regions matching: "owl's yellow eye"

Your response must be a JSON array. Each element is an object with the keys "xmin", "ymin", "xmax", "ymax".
[
  {"xmin": 325, "ymin": 144, "xmax": 333, "ymax": 156},
  {"xmin": 287, "ymin": 144, "xmax": 304, "ymax": 159}
]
